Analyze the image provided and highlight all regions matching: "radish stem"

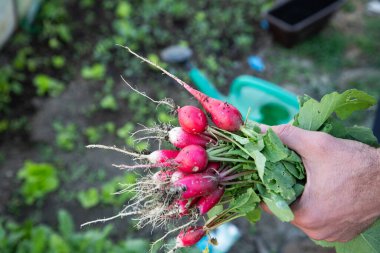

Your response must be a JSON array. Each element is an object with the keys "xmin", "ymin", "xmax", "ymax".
[
  {"xmin": 219, "ymin": 164, "xmax": 242, "ymax": 178},
  {"xmin": 222, "ymin": 170, "xmax": 257, "ymax": 181},
  {"xmin": 220, "ymin": 180, "xmax": 262, "ymax": 186}
]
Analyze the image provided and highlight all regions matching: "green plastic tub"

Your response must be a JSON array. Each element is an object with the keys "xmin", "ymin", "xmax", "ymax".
[{"xmin": 189, "ymin": 69, "xmax": 299, "ymax": 125}]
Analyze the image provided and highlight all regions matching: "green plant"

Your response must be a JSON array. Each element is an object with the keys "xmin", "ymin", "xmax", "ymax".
[
  {"xmin": 101, "ymin": 173, "xmax": 136, "ymax": 205},
  {"xmin": 0, "ymin": 65, "xmax": 23, "ymax": 113},
  {"xmin": 81, "ymin": 64, "xmax": 106, "ymax": 80},
  {"xmin": 100, "ymin": 94, "xmax": 118, "ymax": 111},
  {"xmin": 77, "ymin": 188, "xmax": 99, "ymax": 209},
  {"xmin": 84, "ymin": 126, "xmax": 103, "ymax": 143},
  {"xmin": 116, "ymin": 1, "xmax": 132, "ymax": 18},
  {"xmin": 0, "ymin": 210, "xmax": 151, "ymax": 253},
  {"xmin": 117, "ymin": 123, "xmax": 149, "ymax": 152},
  {"xmin": 17, "ymin": 161, "xmax": 59, "ymax": 204},
  {"xmin": 77, "ymin": 173, "xmax": 136, "ymax": 208},
  {"xmin": 53, "ymin": 122, "xmax": 79, "ymax": 151},
  {"xmin": 52, "ymin": 56, "xmax": 66, "ymax": 69},
  {"xmin": 33, "ymin": 74, "xmax": 65, "ymax": 97}
]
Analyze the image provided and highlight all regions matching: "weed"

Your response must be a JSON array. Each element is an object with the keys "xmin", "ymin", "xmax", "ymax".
[
  {"xmin": 53, "ymin": 122, "xmax": 79, "ymax": 151},
  {"xmin": 0, "ymin": 210, "xmax": 151, "ymax": 253},
  {"xmin": 52, "ymin": 56, "xmax": 66, "ymax": 69},
  {"xmin": 100, "ymin": 94, "xmax": 118, "ymax": 111},
  {"xmin": 77, "ymin": 188, "xmax": 100, "ymax": 208},
  {"xmin": 33, "ymin": 74, "xmax": 65, "ymax": 97},
  {"xmin": 17, "ymin": 161, "xmax": 59, "ymax": 205},
  {"xmin": 84, "ymin": 126, "xmax": 103, "ymax": 143},
  {"xmin": 0, "ymin": 66, "xmax": 23, "ymax": 113},
  {"xmin": 116, "ymin": 2, "xmax": 132, "ymax": 18},
  {"xmin": 81, "ymin": 63, "xmax": 106, "ymax": 80},
  {"xmin": 77, "ymin": 173, "xmax": 137, "ymax": 208}
]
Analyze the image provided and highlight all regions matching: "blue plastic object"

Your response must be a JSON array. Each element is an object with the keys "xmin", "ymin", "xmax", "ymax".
[
  {"xmin": 196, "ymin": 223, "xmax": 241, "ymax": 253},
  {"xmin": 247, "ymin": 56, "xmax": 265, "ymax": 72},
  {"xmin": 188, "ymin": 68, "xmax": 299, "ymax": 125}
]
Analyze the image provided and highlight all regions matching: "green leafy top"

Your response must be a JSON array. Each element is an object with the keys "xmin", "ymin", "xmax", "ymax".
[
  {"xmin": 295, "ymin": 89, "xmax": 376, "ymax": 131},
  {"xmin": 206, "ymin": 89, "xmax": 378, "ymax": 252}
]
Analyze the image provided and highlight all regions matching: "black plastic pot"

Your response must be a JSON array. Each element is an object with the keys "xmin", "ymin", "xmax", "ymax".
[{"xmin": 266, "ymin": 0, "xmax": 345, "ymax": 48}]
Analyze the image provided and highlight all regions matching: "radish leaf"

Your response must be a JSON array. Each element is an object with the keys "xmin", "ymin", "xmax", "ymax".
[
  {"xmin": 262, "ymin": 128, "xmax": 289, "ymax": 162},
  {"xmin": 296, "ymin": 89, "xmax": 376, "ymax": 131}
]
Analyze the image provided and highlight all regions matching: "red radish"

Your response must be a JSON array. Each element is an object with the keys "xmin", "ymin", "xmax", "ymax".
[
  {"xmin": 205, "ymin": 162, "xmax": 221, "ymax": 174},
  {"xmin": 147, "ymin": 150, "xmax": 179, "ymax": 163},
  {"xmin": 177, "ymin": 84, "xmax": 243, "ymax": 132},
  {"xmin": 173, "ymin": 173, "xmax": 219, "ymax": 199},
  {"xmin": 176, "ymin": 226, "xmax": 206, "ymax": 247},
  {"xmin": 178, "ymin": 106, "xmax": 208, "ymax": 134},
  {"xmin": 122, "ymin": 47, "xmax": 243, "ymax": 131},
  {"xmin": 168, "ymin": 127, "xmax": 214, "ymax": 148},
  {"xmin": 174, "ymin": 145, "xmax": 208, "ymax": 173},
  {"xmin": 196, "ymin": 186, "xmax": 225, "ymax": 215}
]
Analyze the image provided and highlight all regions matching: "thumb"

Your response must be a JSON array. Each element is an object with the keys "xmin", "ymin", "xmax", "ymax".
[{"xmin": 268, "ymin": 124, "xmax": 312, "ymax": 156}]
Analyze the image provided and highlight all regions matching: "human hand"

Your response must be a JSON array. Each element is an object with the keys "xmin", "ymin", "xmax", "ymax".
[{"xmin": 262, "ymin": 124, "xmax": 380, "ymax": 242}]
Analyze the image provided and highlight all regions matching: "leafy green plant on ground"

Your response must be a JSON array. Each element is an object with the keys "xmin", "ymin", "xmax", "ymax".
[
  {"xmin": 77, "ymin": 173, "xmax": 136, "ymax": 209},
  {"xmin": 84, "ymin": 122, "xmax": 116, "ymax": 144},
  {"xmin": 81, "ymin": 64, "xmax": 106, "ymax": 80},
  {"xmin": 100, "ymin": 94, "xmax": 118, "ymax": 111},
  {"xmin": 0, "ymin": 210, "xmax": 150, "ymax": 253},
  {"xmin": 84, "ymin": 126, "xmax": 104, "ymax": 144},
  {"xmin": 77, "ymin": 188, "xmax": 99, "ymax": 209},
  {"xmin": 33, "ymin": 74, "xmax": 65, "ymax": 97},
  {"xmin": 116, "ymin": 123, "xmax": 150, "ymax": 152},
  {"xmin": 17, "ymin": 161, "xmax": 59, "ymax": 205},
  {"xmin": 0, "ymin": 65, "xmax": 23, "ymax": 114},
  {"xmin": 53, "ymin": 122, "xmax": 79, "ymax": 151}
]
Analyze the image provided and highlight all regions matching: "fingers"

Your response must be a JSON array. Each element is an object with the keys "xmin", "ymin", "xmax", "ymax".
[{"xmin": 269, "ymin": 124, "xmax": 313, "ymax": 155}]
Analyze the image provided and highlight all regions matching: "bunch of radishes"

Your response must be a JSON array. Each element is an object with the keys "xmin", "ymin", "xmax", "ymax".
[
  {"xmin": 86, "ymin": 101, "xmax": 258, "ymax": 250},
  {"xmin": 84, "ymin": 47, "xmax": 305, "ymax": 252},
  {"xmin": 83, "ymin": 47, "xmax": 379, "ymax": 253}
]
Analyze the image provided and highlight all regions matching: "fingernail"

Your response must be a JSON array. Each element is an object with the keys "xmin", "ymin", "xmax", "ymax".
[{"xmin": 258, "ymin": 124, "xmax": 269, "ymax": 133}]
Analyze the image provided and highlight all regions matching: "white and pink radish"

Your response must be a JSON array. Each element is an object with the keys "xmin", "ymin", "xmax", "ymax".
[
  {"xmin": 168, "ymin": 127, "xmax": 215, "ymax": 149},
  {"xmin": 114, "ymin": 145, "xmax": 208, "ymax": 173},
  {"xmin": 147, "ymin": 150, "xmax": 179, "ymax": 163}
]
